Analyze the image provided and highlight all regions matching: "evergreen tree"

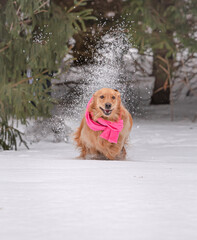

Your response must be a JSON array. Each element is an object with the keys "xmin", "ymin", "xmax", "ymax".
[
  {"xmin": 124, "ymin": 0, "xmax": 197, "ymax": 104},
  {"xmin": 0, "ymin": 0, "xmax": 95, "ymax": 150}
]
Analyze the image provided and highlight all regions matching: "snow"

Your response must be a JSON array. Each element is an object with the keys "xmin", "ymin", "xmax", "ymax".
[{"xmin": 1, "ymin": 102, "xmax": 197, "ymax": 240}]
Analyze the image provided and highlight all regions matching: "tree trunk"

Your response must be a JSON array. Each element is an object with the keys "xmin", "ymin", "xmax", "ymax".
[
  {"xmin": 150, "ymin": 0, "xmax": 174, "ymax": 105},
  {"xmin": 151, "ymin": 49, "xmax": 172, "ymax": 104}
]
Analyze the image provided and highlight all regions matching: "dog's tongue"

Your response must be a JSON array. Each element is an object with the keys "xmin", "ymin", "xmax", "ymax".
[{"xmin": 105, "ymin": 110, "xmax": 110, "ymax": 113}]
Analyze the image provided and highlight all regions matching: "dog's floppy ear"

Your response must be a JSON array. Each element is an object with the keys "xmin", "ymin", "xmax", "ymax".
[
  {"xmin": 114, "ymin": 89, "xmax": 121, "ymax": 99},
  {"xmin": 114, "ymin": 89, "xmax": 120, "ymax": 95}
]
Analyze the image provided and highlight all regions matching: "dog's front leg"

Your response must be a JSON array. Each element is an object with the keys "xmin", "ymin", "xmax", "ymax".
[
  {"xmin": 105, "ymin": 143, "xmax": 123, "ymax": 160},
  {"xmin": 97, "ymin": 138, "xmax": 123, "ymax": 160},
  {"xmin": 79, "ymin": 145, "xmax": 87, "ymax": 159}
]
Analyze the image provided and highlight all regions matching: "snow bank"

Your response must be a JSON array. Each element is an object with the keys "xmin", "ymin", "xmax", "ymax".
[{"xmin": 1, "ymin": 102, "xmax": 197, "ymax": 240}]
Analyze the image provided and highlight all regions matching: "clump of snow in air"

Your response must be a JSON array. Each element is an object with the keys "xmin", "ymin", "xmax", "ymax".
[
  {"xmin": 41, "ymin": 25, "xmax": 140, "ymax": 143},
  {"xmin": 81, "ymin": 26, "xmax": 135, "ymax": 108},
  {"xmin": 63, "ymin": 25, "xmax": 141, "ymax": 125}
]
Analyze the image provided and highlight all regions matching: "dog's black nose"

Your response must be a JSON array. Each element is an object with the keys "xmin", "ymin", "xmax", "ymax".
[{"xmin": 105, "ymin": 103, "xmax": 112, "ymax": 109}]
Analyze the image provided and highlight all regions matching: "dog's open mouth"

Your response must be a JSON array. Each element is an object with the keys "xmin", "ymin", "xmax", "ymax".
[{"xmin": 100, "ymin": 107, "xmax": 113, "ymax": 116}]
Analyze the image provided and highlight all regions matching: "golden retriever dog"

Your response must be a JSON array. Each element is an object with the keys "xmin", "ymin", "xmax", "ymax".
[{"xmin": 74, "ymin": 88, "xmax": 133, "ymax": 160}]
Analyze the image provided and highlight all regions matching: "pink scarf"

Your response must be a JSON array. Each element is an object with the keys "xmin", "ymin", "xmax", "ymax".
[{"xmin": 85, "ymin": 98, "xmax": 123, "ymax": 143}]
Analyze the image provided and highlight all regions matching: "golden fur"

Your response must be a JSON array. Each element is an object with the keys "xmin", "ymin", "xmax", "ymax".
[{"xmin": 74, "ymin": 88, "xmax": 133, "ymax": 160}]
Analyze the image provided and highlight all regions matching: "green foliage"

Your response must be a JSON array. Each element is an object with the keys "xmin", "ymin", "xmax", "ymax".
[
  {"xmin": 124, "ymin": 0, "xmax": 197, "ymax": 104},
  {"xmin": 0, "ymin": 0, "xmax": 96, "ymax": 150},
  {"xmin": 124, "ymin": 0, "xmax": 197, "ymax": 56}
]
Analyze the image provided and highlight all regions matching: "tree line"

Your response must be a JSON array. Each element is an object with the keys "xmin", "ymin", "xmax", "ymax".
[{"xmin": 0, "ymin": 0, "xmax": 197, "ymax": 150}]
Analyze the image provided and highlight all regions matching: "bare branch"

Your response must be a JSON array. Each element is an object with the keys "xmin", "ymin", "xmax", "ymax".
[
  {"xmin": 34, "ymin": 1, "xmax": 49, "ymax": 14},
  {"xmin": 12, "ymin": 70, "xmax": 49, "ymax": 88},
  {"xmin": 67, "ymin": 0, "xmax": 84, "ymax": 13}
]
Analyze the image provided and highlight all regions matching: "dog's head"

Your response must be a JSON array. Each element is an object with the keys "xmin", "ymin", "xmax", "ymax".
[{"xmin": 89, "ymin": 88, "xmax": 121, "ymax": 121}]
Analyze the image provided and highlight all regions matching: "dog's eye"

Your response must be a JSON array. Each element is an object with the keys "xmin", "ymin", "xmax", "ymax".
[
  {"xmin": 112, "ymin": 96, "xmax": 116, "ymax": 99},
  {"xmin": 100, "ymin": 95, "xmax": 104, "ymax": 99}
]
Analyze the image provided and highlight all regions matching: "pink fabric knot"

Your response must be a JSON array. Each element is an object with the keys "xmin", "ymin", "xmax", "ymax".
[{"xmin": 85, "ymin": 98, "xmax": 123, "ymax": 143}]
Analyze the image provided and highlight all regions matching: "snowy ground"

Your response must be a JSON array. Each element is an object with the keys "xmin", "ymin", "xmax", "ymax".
[{"xmin": 0, "ymin": 102, "xmax": 197, "ymax": 240}]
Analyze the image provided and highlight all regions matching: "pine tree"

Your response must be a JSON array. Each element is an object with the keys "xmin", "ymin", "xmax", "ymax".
[
  {"xmin": 0, "ymin": 0, "xmax": 96, "ymax": 150},
  {"xmin": 124, "ymin": 0, "xmax": 197, "ymax": 104}
]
